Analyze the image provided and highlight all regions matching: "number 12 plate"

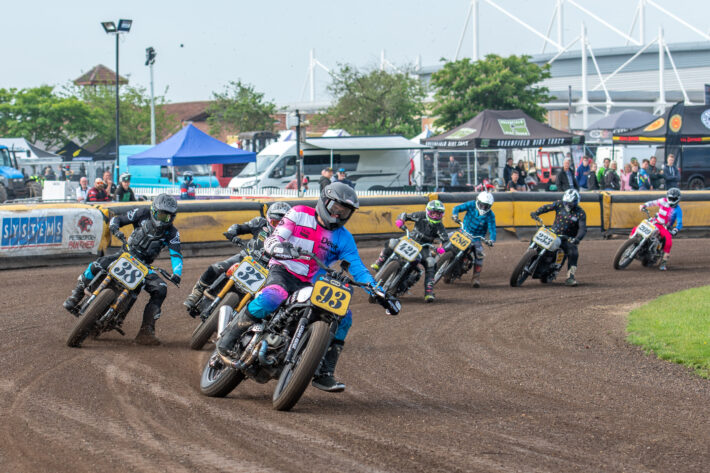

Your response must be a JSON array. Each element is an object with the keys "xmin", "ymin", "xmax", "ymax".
[{"xmin": 311, "ymin": 278, "xmax": 353, "ymax": 317}]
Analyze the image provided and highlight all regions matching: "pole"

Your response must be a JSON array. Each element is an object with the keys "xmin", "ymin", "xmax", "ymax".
[
  {"xmin": 568, "ymin": 84, "xmax": 572, "ymax": 131},
  {"xmin": 115, "ymin": 33, "xmax": 120, "ymax": 178},
  {"xmin": 658, "ymin": 27, "xmax": 665, "ymax": 113},
  {"xmin": 466, "ymin": 151, "xmax": 471, "ymax": 185},
  {"xmin": 295, "ymin": 110, "xmax": 302, "ymax": 196},
  {"xmin": 472, "ymin": 0, "xmax": 479, "ymax": 61},
  {"xmin": 149, "ymin": 61, "xmax": 156, "ymax": 146},
  {"xmin": 557, "ymin": 0, "xmax": 564, "ymax": 46},
  {"xmin": 434, "ymin": 151, "xmax": 439, "ymax": 190},
  {"xmin": 330, "ymin": 149, "xmax": 333, "ymax": 169},
  {"xmin": 309, "ymin": 50, "xmax": 315, "ymax": 103},
  {"xmin": 580, "ymin": 23, "xmax": 589, "ymax": 130},
  {"xmin": 474, "ymin": 149, "xmax": 478, "ymax": 187}
]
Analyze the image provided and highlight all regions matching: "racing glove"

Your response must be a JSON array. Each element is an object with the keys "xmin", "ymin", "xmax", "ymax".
[
  {"xmin": 437, "ymin": 247, "xmax": 446, "ymax": 255},
  {"xmin": 110, "ymin": 225, "xmax": 125, "ymax": 242},
  {"xmin": 670, "ymin": 228, "xmax": 678, "ymax": 236},
  {"xmin": 395, "ymin": 219, "xmax": 404, "ymax": 229},
  {"xmin": 170, "ymin": 274, "xmax": 181, "ymax": 285},
  {"xmin": 452, "ymin": 215, "xmax": 461, "ymax": 224},
  {"xmin": 486, "ymin": 240, "xmax": 494, "ymax": 247},
  {"xmin": 223, "ymin": 224, "xmax": 239, "ymax": 241},
  {"xmin": 271, "ymin": 242, "xmax": 301, "ymax": 260},
  {"xmin": 569, "ymin": 237, "xmax": 579, "ymax": 245},
  {"xmin": 639, "ymin": 205, "xmax": 647, "ymax": 211}
]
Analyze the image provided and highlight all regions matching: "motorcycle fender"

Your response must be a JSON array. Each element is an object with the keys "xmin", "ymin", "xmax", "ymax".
[{"xmin": 285, "ymin": 313, "xmax": 310, "ymax": 364}]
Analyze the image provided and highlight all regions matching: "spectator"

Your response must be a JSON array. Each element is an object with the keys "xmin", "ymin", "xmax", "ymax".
[
  {"xmin": 557, "ymin": 157, "xmax": 579, "ymax": 191},
  {"xmin": 59, "ymin": 166, "xmax": 66, "ymax": 181},
  {"xmin": 638, "ymin": 160, "xmax": 651, "ymax": 190},
  {"xmin": 603, "ymin": 161, "xmax": 621, "ymax": 190},
  {"xmin": 576, "ymin": 156, "xmax": 591, "ymax": 190},
  {"xmin": 115, "ymin": 173, "xmax": 137, "ymax": 202},
  {"xmin": 334, "ymin": 167, "xmax": 355, "ymax": 188},
  {"xmin": 597, "ymin": 158, "xmax": 610, "ymax": 185},
  {"xmin": 620, "ymin": 163, "xmax": 633, "ymax": 191},
  {"xmin": 448, "ymin": 156, "xmax": 461, "ymax": 186},
  {"xmin": 78, "ymin": 163, "xmax": 87, "ymax": 178},
  {"xmin": 506, "ymin": 170, "xmax": 526, "ymax": 191},
  {"xmin": 475, "ymin": 178, "xmax": 496, "ymax": 192},
  {"xmin": 587, "ymin": 162, "xmax": 600, "ymax": 191},
  {"xmin": 629, "ymin": 163, "xmax": 640, "ymax": 190},
  {"xmin": 663, "ymin": 154, "xmax": 680, "ymax": 189},
  {"xmin": 86, "ymin": 178, "xmax": 110, "ymax": 202},
  {"xmin": 286, "ymin": 175, "xmax": 309, "ymax": 191},
  {"xmin": 319, "ymin": 167, "xmax": 334, "ymax": 191},
  {"xmin": 95, "ymin": 166, "xmax": 104, "ymax": 180},
  {"xmin": 43, "ymin": 166, "xmax": 56, "ymax": 181},
  {"xmin": 180, "ymin": 171, "xmax": 197, "ymax": 199},
  {"xmin": 544, "ymin": 173, "xmax": 560, "ymax": 192},
  {"xmin": 515, "ymin": 160, "xmax": 528, "ymax": 183},
  {"xmin": 503, "ymin": 158, "xmax": 515, "ymax": 185},
  {"xmin": 103, "ymin": 171, "xmax": 116, "ymax": 199},
  {"xmin": 648, "ymin": 156, "xmax": 663, "ymax": 189},
  {"xmin": 76, "ymin": 177, "xmax": 89, "ymax": 202},
  {"xmin": 423, "ymin": 156, "xmax": 434, "ymax": 185}
]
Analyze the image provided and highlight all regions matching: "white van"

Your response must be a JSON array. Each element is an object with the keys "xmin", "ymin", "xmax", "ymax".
[{"xmin": 228, "ymin": 136, "xmax": 428, "ymax": 190}]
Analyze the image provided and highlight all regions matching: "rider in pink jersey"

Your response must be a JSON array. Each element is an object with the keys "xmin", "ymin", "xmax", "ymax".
[
  {"xmin": 638, "ymin": 187, "xmax": 682, "ymax": 271},
  {"xmin": 216, "ymin": 183, "xmax": 386, "ymax": 392}
]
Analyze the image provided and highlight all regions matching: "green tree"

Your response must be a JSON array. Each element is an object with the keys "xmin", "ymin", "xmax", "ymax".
[
  {"xmin": 0, "ymin": 86, "xmax": 94, "ymax": 148},
  {"xmin": 207, "ymin": 80, "xmax": 278, "ymax": 135},
  {"xmin": 317, "ymin": 65, "xmax": 425, "ymax": 137},
  {"xmin": 430, "ymin": 55, "xmax": 552, "ymax": 130}
]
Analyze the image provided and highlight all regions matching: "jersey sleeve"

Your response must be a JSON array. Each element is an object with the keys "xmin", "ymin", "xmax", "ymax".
[
  {"xmin": 675, "ymin": 206, "xmax": 683, "ymax": 230},
  {"xmin": 487, "ymin": 211, "xmax": 497, "ymax": 241},
  {"xmin": 167, "ymin": 229, "xmax": 183, "ymax": 276},
  {"xmin": 575, "ymin": 209, "xmax": 587, "ymax": 241},
  {"xmin": 452, "ymin": 200, "xmax": 474, "ymax": 216},
  {"xmin": 264, "ymin": 209, "xmax": 295, "ymax": 253},
  {"xmin": 643, "ymin": 197, "xmax": 664, "ymax": 208},
  {"xmin": 533, "ymin": 202, "xmax": 557, "ymax": 216},
  {"xmin": 333, "ymin": 229, "xmax": 375, "ymax": 286},
  {"xmin": 109, "ymin": 207, "xmax": 147, "ymax": 229}
]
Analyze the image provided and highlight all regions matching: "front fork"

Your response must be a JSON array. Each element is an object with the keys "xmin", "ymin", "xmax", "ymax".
[{"xmin": 201, "ymin": 278, "xmax": 236, "ymax": 321}]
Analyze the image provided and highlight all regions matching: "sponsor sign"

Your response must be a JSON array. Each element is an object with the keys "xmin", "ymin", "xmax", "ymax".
[
  {"xmin": 701, "ymin": 109, "xmax": 710, "ymax": 130},
  {"xmin": 669, "ymin": 114, "xmax": 682, "ymax": 133},
  {"xmin": 446, "ymin": 128, "xmax": 476, "ymax": 140},
  {"xmin": 644, "ymin": 117, "xmax": 665, "ymax": 132},
  {"xmin": 498, "ymin": 119, "xmax": 530, "ymax": 136},
  {"xmin": 1, "ymin": 207, "xmax": 104, "ymax": 257}
]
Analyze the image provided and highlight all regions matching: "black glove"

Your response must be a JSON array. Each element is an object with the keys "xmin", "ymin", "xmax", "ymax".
[
  {"xmin": 170, "ymin": 274, "xmax": 181, "ymax": 285},
  {"xmin": 271, "ymin": 242, "xmax": 301, "ymax": 260},
  {"xmin": 231, "ymin": 236, "xmax": 243, "ymax": 246},
  {"xmin": 110, "ymin": 226, "xmax": 125, "ymax": 242},
  {"xmin": 486, "ymin": 240, "xmax": 494, "ymax": 247},
  {"xmin": 569, "ymin": 237, "xmax": 579, "ymax": 245},
  {"xmin": 452, "ymin": 215, "xmax": 461, "ymax": 224},
  {"xmin": 670, "ymin": 228, "xmax": 678, "ymax": 236},
  {"xmin": 223, "ymin": 224, "xmax": 239, "ymax": 241}
]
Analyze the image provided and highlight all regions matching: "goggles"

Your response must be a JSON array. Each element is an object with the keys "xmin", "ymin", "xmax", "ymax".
[
  {"xmin": 427, "ymin": 210, "xmax": 444, "ymax": 220},
  {"xmin": 326, "ymin": 200, "xmax": 354, "ymax": 220},
  {"xmin": 154, "ymin": 210, "xmax": 175, "ymax": 223},
  {"xmin": 477, "ymin": 203, "xmax": 491, "ymax": 212},
  {"xmin": 269, "ymin": 218, "xmax": 281, "ymax": 228}
]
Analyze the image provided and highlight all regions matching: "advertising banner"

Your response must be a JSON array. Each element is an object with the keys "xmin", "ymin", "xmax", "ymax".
[{"xmin": 1, "ymin": 207, "xmax": 104, "ymax": 257}]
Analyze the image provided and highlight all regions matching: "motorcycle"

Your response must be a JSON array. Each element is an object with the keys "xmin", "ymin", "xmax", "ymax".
[
  {"xmin": 189, "ymin": 237, "xmax": 270, "ymax": 350},
  {"xmin": 509, "ymin": 216, "xmax": 568, "ymax": 287},
  {"xmin": 66, "ymin": 238, "xmax": 179, "ymax": 348},
  {"xmin": 613, "ymin": 208, "xmax": 665, "ymax": 270},
  {"xmin": 433, "ymin": 219, "xmax": 489, "ymax": 285},
  {"xmin": 199, "ymin": 250, "xmax": 400, "ymax": 411},
  {"xmin": 374, "ymin": 228, "xmax": 436, "ymax": 297}
]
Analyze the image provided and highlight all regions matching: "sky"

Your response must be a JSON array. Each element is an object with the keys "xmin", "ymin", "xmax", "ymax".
[{"xmin": 2, "ymin": 0, "xmax": 709, "ymax": 106}]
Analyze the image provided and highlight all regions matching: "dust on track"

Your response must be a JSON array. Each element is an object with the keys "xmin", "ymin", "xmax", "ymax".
[{"xmin": 1, "ymin": 238, "xmax": 709, "ymax": 473}]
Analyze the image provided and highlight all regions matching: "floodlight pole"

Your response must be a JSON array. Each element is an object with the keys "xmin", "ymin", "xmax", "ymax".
[
  {"xmin": 115, "ymin": 32, "xmax": 120, "ymax": 176},
  {"xmin": 295, "ymin": 110, "xmax": 302, "ymax": 196},
  {"xmin": 149, "ymin": 60, "xmax": 156, "ymax": 145}
]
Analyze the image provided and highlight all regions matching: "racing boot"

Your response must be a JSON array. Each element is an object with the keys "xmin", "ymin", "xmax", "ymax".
[
  {"xmin": 370, "ymin": 253, "xmax": 386, "ymax": 271},
  {"xmin": 565, "ymin": 265, "xmax": 578, "ymax": 286},
  {"xmin": 135, "ymin": 303, "xmax": 161, "ymax": 345},
  {"xmin": 312, "ymin": 341, "xmax": 346, "ymax": 393},
  {"xmin": 659, "ymin": 254, "xmax": 669, "ymax": 271},
  {"xmin": 216, "ymin": 306, "xmax": 259, "ymax": 357},
  {"xmin": 424, "ymin": 280, "xmax": 435, "ymax": 303},
  {"xmin": 63, "ymin": 274, "xmax": 89, "ymax": 316},
  {"xmin": 183, "ymin": 279, "xmax": 208, "ymax": 312},
  {"xmin": 471, "ymin": 265, "xmax": 482, "ymax": 288}
]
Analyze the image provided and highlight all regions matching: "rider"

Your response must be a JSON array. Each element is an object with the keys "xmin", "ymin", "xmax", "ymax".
[
  {"xmin": 639, "ymin": 187, "xmax": 682, "ymax": 271},
  {"xmin": 180, "ymin": 171, "xmax": 196, "ymax": 200},
  {"xmin": 183, "ymin": 201, "xmax": 292, "ymax": 312},
  {"xmin": 450, "ymin": 192, "xmax": 496, "ymax": 288},
  {"xmin": 62, "ymin": 194, "xmax": 183, "ymax": 345},
  {"xmin": 530, "ymin": 189, "xmax": 587, "ymax": 287},
  {"xmin": 216, "ymin": 182, "xmax": 386, "ymax": 393},
  {"xmin": 371, "ymin": 200, "xmax": 449, "ymax": 302}
]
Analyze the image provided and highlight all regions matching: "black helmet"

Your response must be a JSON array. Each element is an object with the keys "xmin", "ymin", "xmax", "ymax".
[
  {"xmin": 316, "ymin": 182, "xmax": 359, "ymax": 230},
  {"xmin": 666, "ymin": 187, "xmax": 681, "ymax": 207},
  {"xmin": 151, "ymin": 193, "xmax": 178, "ymax": 229},
  {"xmin": 266, "ymin": 201, "xmax": 292, "ymax": 228}
]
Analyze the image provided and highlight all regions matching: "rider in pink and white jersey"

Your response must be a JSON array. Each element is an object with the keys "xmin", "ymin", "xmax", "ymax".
[{"xmin": 638, "ymin": 187, "xmax": 683, "ymax": 271}]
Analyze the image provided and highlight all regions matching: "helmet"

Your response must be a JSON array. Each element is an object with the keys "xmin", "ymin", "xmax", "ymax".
[
  {"xmin": 183, "ymin": 171, "xmax": 193, "ymax": 181},
  {"xmin": 426, "ymin": 200, "xmax": 445, "ymax": 224},
  {"xmin": 316, "ymin": 182, "xmax": 359, "ymax": 230},
  {"xmin": 266, "ymin": 201, "xmax": 292, "ymax": 228},
  {"xmin": 476, "ymin": 192, "xmax": 494, "ymax": 215},
  {"xmin": 666, "ymin": 187, "xmax": 681, "ymax": 207},
  {"xmin": 562, "ymin": 189, "xmax": 580, "ymax": 209},
  {"xmin": 119, "ymin": 172, "xmax": 131, "ymax": 182},
  {"xmin": 151, "ymin": 193, "xmax": 178, "ymax": 230}
]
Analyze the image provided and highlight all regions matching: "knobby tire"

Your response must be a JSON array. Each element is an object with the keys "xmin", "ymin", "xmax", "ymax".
[{"xmin": 66, "ymin": 288, "xmax": 116, "ymax": 348}]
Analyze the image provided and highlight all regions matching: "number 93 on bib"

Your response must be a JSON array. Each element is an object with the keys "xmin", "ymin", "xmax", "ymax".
[{"xmin": 310, "ymin": 277, "xmax": 353, "ymax": 317}]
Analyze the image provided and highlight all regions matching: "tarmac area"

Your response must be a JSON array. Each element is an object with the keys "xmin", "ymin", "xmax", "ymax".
[{"xmin": 1, "ymin": 239, "xmax": 709, "ymax": 473}]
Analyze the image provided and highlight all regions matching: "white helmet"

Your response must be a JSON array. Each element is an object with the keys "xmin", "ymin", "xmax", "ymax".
[
  {"xmin": 476, "ymin": 192, "xmax": 494, "ymax": 214},
  {"xmin": 562, "ymin": 189, "xmax": 580, "ymax": 209}
]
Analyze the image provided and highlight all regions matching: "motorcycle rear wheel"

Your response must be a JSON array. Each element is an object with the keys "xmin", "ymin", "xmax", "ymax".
[
  {"xmin": 434, "ymin": 251, "xmax": 455, "ymax": 285},
  {"xmin": 510, "ymin": 249, "xmax": 537, "ymax": 287},
  {"xmin": 190, "ymin": 292, "xmax": 241, "ymax": 351},
  {"xmin": 200, "ymin": 349, "xmax": 246, "ymax": 397},
  {"xmin": 613, "ymin": 237, "xmax": 639, "ymax": 270},
  {"xmin": 66, "ymin": 288, "xmax": 116, "ymax": 348},
  {"xmin": 272, "ymin": 320, "xmax": 331, "ymax": 411}
]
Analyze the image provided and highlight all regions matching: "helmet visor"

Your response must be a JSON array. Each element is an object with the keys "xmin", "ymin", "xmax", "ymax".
[
  {"xmin": 326, "ymin": 200, "xmax": 354, "ymax": 220},
  {"xmin": 477, "ymin": 202, "xmax": 491, "ymax": 212},
  {"xmin": 154, "ymin": 210, "xmax": 175, "ymax": 223},
  {"xmin": 269, "ymin": 218, "xmax": 282, "ymax": 228},
  {"xmin": 427, "ymin": 210, "xmax": 444, "ymax": 221}
]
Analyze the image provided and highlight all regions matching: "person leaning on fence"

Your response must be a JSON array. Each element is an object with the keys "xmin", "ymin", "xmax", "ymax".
[
  {"xmin": 116, "ymin": 173, "xmax": 137, "ymax": 202},
  {"xmin": 586, "ymin": 162, "xmax": 599, "ymax": 190},
  {"xmin": 544, "ymin": 173, "xmax": 559, "ymax": 192},
  {"xmin": 319, "ymin": 167, "xmax": 334, "ymax": 191},
  {"xmin": 557, "ymin": 158, "xmax": 579, "ymax": 191},
  {"xmin": 663, "ymin": 154, "xmax": 680, "ymax": 189},
  {"xmin": 638, "ymin": 160, "xmax": 652, "ymax": 190},
  {"xmin": 628, "ymin": 163, "xmax": 640, "ymax": 190},
  {"xmin": 649, "ymin": 156, "xmax": 663, "ymax": 190},
  {"xmin": 448, "ymin": 156, "xmax": 461, "ymax": 186},
  {"xmin": 506, "ymin": 170, "xmax": 526, "ymax": 192},
  {"xmin": 576, "ymin": 156, "xmax": 591, "ymax": 190},
  {"xmin": 180, "ymin": 171, "xmax": 197, "ymax": 199},
  {"xmin": 86, "ymin": 178, "xmax": 110, "ymax": 202},
  {"xmin": 603, "ymin": 161, "xmax": 621, "ymax": 191},
  {"xmin": 76, "ymin": 177, "xmax": 89, "ymax": 202},
  {"xmin": 503, "ymin": 158, "xmax": 515, "ymax": 185},
  {"xmin": 620, "ymin": 163, "xmax": 633, "ymax": 191}
]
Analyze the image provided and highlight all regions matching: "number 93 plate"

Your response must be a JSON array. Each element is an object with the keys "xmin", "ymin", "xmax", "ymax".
[
  {"xmin": 394, "ymin": 237, "xmax": 422, "ymax": 262},
  {"xmin": 231, "ymin": 256, "xmax": 269, "ymax": 294},
  {"xmin": 109, "ymin": 252, "xmax": 149, "ymax": 290},
  {"xmin": 311, "ymin": 277, "xmax": 353, "ymax": 317},
  {"xmin": 533, "ymin": 227, "xmax": 558, "ymax": 250}
]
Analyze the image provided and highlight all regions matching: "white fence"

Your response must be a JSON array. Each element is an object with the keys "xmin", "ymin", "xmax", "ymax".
[{"xmin": 133, "ymin": 186, "xmax": 429, "ymax": 200}]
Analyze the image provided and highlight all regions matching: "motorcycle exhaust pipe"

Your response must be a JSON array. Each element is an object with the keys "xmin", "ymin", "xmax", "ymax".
[{"xmin": 217, "ymin": 305, "xmax": 236, "ymax": 339}]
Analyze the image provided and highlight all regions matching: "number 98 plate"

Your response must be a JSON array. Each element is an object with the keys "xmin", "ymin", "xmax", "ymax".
[
  {"xmin": 311, "ymin": 278, "xmax": 353, "ymax": 317},
  {"xmin": 109, "ymin": 253, "xmax": 149, "ymax": 290}
]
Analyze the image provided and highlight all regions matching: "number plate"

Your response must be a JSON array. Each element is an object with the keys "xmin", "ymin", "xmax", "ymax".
[
  {"xmin": 450, "ymin": 231, "xmax": 473, "ymax": 251},
  {"xmin": 231, "ymin": 256, "xmax": 269, "ymax": 294},
  {"xmin": 532, "ymin": 228, "xmax": 558, "ymax": 250},
  {"xmin": 637, "ymin": 221, "xmax": 655, "ymax": 238},
  {"xmin": 394, "ymin": 237, "xmax": 422, "ymax": 262},
  {"xmin": 109, "ymin": 252, "xmax": 148, "ymax": 290},
  {"xmin": 310, "ymin": 278, "xmax": 353, "ymax": 317}
]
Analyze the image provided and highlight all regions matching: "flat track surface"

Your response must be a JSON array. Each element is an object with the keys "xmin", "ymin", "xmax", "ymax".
[{"xmin": 1, "ymin": 239, "xmax": 709, "ymax": 473}]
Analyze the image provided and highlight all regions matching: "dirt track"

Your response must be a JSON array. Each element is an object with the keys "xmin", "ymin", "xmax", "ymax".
[{"xmin": 1, "ymin": 239, "xmax": 710, "ymax": 473}]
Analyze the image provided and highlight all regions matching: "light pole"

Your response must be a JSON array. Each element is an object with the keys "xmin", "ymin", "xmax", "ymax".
[
  {"xmin": 101, "ymin": 19, "xmax": 132, "ymax": 177},
  {"xmin": 145, "ymin": 47, "xmax": 157, "ymax": 145}
]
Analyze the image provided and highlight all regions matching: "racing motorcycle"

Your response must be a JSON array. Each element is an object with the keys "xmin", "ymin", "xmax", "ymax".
[
  {"xmin": 433, "ymin": 220, "xmax": 489, "ymax": 285},
  {"xmin": 509, "ymin": 215, "xmax": 568, "ymax": 287},
  {"xmin": 199, "ymin": 250, "xmax": 400, "ymax": 411},
  {"xmin": 612, "ymin": 208, "xmax": 665, "ymax": 270},
  {"xmin": 374, "ymin": 229, "xmax": 436, "ymax": 297},
  {"xmin": 189, "ymin": 237, "xmax": 270, "ymax": 350},
  {"xmin": 66, "ymin": 239, "xmax": 178, "ymax": 348}
]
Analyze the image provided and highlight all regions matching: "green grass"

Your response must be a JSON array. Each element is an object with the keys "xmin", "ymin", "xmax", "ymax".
[{"xmin": 627, "ymin": 286, "xmax": 710, "ymax": 378}]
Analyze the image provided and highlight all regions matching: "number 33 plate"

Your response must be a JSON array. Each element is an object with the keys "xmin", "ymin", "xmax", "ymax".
[{"xmin": 311, "ymin": 278, "xmax": 353, "ymax": 317}]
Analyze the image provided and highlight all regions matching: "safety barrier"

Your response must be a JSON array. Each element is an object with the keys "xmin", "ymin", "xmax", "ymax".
[
  {"xmin": 133, "ymin": 186, "xmax": 426, "ymax": 200},
  {"xmin": 603, "ymin": 191, "xmax": 710, "ymax": 233}
]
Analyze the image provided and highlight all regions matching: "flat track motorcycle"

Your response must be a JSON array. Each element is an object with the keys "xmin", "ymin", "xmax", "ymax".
[
  {"xmin": 434, "ymin": 220, "xmax": 489, "ymax": 285},
  {"xmin": 613, "ymin": 208, "xmax": 665, "ymax": 270},
  {"xmin": 374, "ymin": 229, "xmax": 436, "ymax": 297},
  {"xmin": 509, "ymin": 216, "xmax": 568, "ymax": 287}
]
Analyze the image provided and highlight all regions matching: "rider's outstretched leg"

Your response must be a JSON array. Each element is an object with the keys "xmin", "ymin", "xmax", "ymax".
[
  {"xmin": 563, "ymin": 240, "xmax": 579, "ymax": 286},
  {"xmin": 312, "ymin": 340, "xmax": 346, "ymax": 392},
  {"xmin": 371, "ymin": 239, "xmax": 396, "ymax": 271},
  {"xmin": 135, "ymin": 274, "xmax": 167, "ymax": 345}
]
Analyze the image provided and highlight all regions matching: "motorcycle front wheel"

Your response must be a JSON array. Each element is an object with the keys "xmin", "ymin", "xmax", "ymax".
[
  {"xmin": 200, "ymin": 349, "xmax": 245, "ymax": 397},
  {"xmin": 434, "ymin": 251, "xmax": 455, "ymax": 285},
  {"xmin": 613, "ymin": 237, "xmax": 639, "ymax": 270},
  {"xmin": 272, "ymin": 320, "xmax": 331, "ymax": 411},
  {"xmin": 510, "ymin": 249, "xmax": 537, "ymax": 287},
  {"xmin": 66, "ymin": 288, "xmax": 116, "ymax": 348},
  {"xmin": 190, "ymin": 292, "xmax": 241, "ymax": 351},
  {"xmin": 377, "ymin": 260, "xmax": 403, "ymax": 295}
]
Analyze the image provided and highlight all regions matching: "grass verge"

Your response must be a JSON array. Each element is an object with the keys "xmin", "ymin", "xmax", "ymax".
[{"xmin": 627, "ymin": 286, "xmax": 710, "ymax": 378}]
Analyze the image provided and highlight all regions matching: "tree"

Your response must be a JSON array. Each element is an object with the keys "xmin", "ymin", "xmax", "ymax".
[
  {"xmin": 317, "ymin": 65, "xmax": 425, "ymax": 137},
  {"xmin": 207, "ymin": 80, "xmax": 277, "ymax": 135},
  {"xmin": 0, "ymin": 86, "xmax": 94, "ymax": 148},
  {"xmin": 430, "ymin": 55, "xmax": 552, "ymax": 130}
]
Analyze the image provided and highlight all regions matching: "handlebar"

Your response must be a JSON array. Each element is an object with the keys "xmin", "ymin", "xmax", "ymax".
[{"xmin": 641, "ymin": 207, "xmax": 651, "ymax": 219}]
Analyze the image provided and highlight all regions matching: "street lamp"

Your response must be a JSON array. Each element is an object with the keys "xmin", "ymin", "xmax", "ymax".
[
  {"xmin": 101, "ymin": 19, "xmax": 132, "ymax": 177},
  {"xmin": 145, "ymin": 47, "xmax": 157, "ymax": 145}
]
